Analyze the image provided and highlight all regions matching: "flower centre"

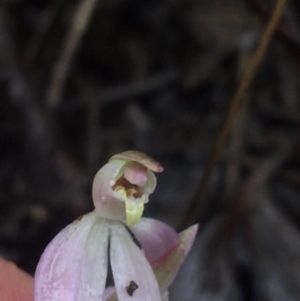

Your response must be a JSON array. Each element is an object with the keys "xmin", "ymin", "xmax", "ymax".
[
  {"xmin": 112, "ymin": 177, "xmax": 143, "ymax": 199},
  {"xmin": 111, "ymin": 162, "xmax": 148, "ymax": 225}
]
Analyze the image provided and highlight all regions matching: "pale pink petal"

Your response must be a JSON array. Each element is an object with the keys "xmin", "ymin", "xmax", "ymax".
[
  {"xmin": 143, "ymin": 170, "xmax": 157, "ymax": 196},
  {"xmin": 123, "ymin": 162, "xmax": 148, "ymax": 186},
  {"xmin": 154, "ymin": 224, "xmax": 198, "ymax": 293},
  {"xmin": 102, "ymin": 286, "xmax": 116, "ymax": 301},
  {"xmin": 34, "ymin": 211, "xmax": 109, "ymax": 301},
  {"xmin": 92, "ymin": 159, "xmax": 127, "ymax": 221},
  {"xmin": 129, "ymin": 218, "xmax": 179, "ymax": 266},
  {"xmin": 80, "ymin": 217, "xmax": 109, "ymax": 300},
  {"xmin": 104, "ymin": 290, "xmax": 118, "ymax": 301},
  {"xmin": 162, "ymin": 291, "xmax": 169, "ymax": 301},
  {"xmin": 105, "ymin": 225, "xmax": 198, "ymax": 301},
  {"xmin": 103, "ymin": 288, "xmax": 169, "ymax": 301},
  {"xmin": 110, "ymin": 223, "xmax": 161, "ymax": 301}
]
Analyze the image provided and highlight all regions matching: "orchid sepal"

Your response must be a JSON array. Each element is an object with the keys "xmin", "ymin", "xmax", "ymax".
[{"xmin": 104, "ymin": 223, "xmax": 198, "ymax": 301}]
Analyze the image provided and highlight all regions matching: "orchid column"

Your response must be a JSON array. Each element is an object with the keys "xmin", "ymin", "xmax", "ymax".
[{"xmin": 34, "ymin": 151, "xmax": 198, "ymax": 301}]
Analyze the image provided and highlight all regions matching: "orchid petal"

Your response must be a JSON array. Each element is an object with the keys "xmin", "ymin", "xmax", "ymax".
[
  {"xmin": 80, "ymin": 217, "xmax": 109, "ymax": 300},
  {"xmin": 143, "ymin": 170, "xmax": 157, "ymax": 197},
  {"xmin": 162, "ymin": 291, "xmax": 169, "ymax": 301},
  {"xmin": 154, "ymin": 224, "xmax": 198, "ymax": 293},
  {"xmin": 104, "ymin": 289, "xmax": 169, "ymax": 301},
  {"xmin": 129, "ymin": 218, "xmax": 179, "ymax": 266},
  {"xmin": 92, "ymin": 159, "xmax": 127, "ymax": 221},
  {"xmin": 102, "ymin": 286, "xmax": 116, "ymax": 301},
  {"xmin": 105, "ymin": 225, "xmax": 198, "ymax": 301},
  {"xmin": 34, "ymin": 211, "xmax": 109, "ymax": 301},
  {"xmin": 104, "ymin": 290, "xmax": 118, "ymax": 301},
  {"xmin": 123, "ymin": 161, "xmax": 148, "ymax": 186},
  {"xmin": 109, "ymin": 223, "xmax": 161, "ymax": 301}
]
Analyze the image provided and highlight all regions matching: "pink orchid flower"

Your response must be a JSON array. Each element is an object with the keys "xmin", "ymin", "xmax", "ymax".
[{"xmin": 34, "ymin": 151, "xmax": 198, "ymax": 301}]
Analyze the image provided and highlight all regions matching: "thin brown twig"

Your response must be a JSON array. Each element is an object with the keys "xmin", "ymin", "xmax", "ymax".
[
  {"xmin": 244, "ymin": 0, "xmax": 300, "ymax": 66},
  {"xmin": 224, "ymin": 44, "xmax": 253, "ymax": 200},
  {"xmin": 179, "ymin": 0, "xmax": 289, "ymax": 230},
  {"xmin": 221, "ymin": 140, "xmax": 294, "ymax": 249},
  {"xmin": 46, "ymin": 0, "xmax": 99, "ymax": 109},
  {"xmin": 242, "ymin": 154, "xmax": 300, "ymax": 186}
]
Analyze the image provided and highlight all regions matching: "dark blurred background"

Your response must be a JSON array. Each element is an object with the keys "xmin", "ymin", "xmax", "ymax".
[{"xmin": 1, "ymin": 0, "xmax": 300, "ymax": 300}]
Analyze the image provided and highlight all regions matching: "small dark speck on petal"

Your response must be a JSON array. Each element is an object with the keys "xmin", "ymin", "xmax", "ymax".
[{"xmin": 126, "ymin": 280, "xmax": 138, "ymax": 296}]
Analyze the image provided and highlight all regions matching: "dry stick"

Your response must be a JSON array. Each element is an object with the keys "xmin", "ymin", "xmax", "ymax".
[
  {"xmin": 46, "ymin": 0, "xmax": 99, "ymax": 109},
  {"xmin": 179, "ymin": 0, "xmax": 289, "ymax": 230},
  {"xmin": 224, "ymin": 44, "xmax": 253, "ymax": 200},
  {"xmin": 244, "ymin": 0, "xmax": 300, "ymax": 66},
  {"xmin": 221, "ymin": 141, "xmax": 294, "ymax": 249}
]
